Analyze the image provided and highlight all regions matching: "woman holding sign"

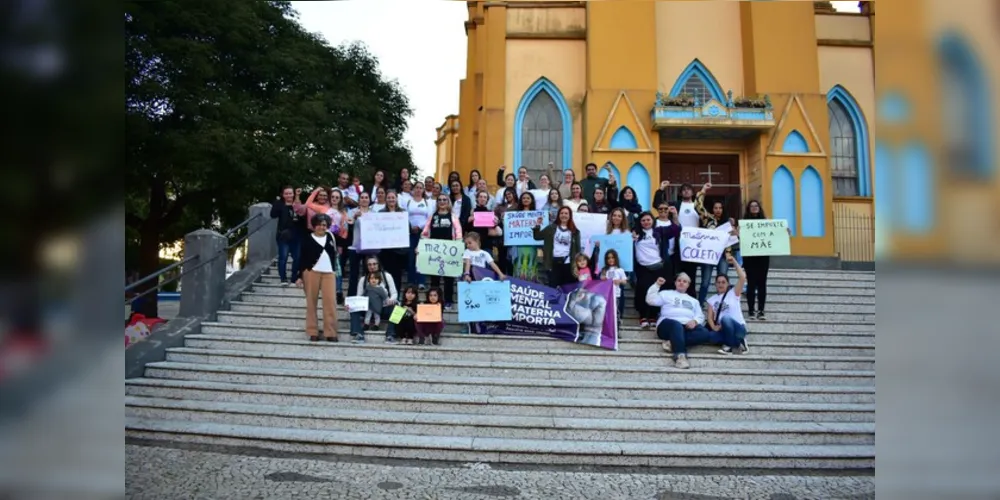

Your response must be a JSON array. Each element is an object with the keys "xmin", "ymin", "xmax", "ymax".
[
  {"xmin": 532, "ymin": 206, "xmax": 581, "ymax": 287},
  {"xmin": 348, "ymin": 256, "xmax": 399, "ymax": 344},
  {"xmin": 345, "ymin": 191, "xmax": 375, "ymax": 295},
  {"xmin": 510, "ymin": 192, "xmax": 541, "ymax": 281},
  {"xmin": 493, "ymin": 187, "xmax": 519, "ymax": 275},
  {"xmin": 379, "ymin": 192, "xmax": 408, "ymax": 292},
  {"xmin": 632, "ymin": 212, "xmax": 681, "ymax": 328},
  {"xmin": 405, "ymin": 182, "xmax": 432, "ymax": 291},
  {"xmin": 421, "ymin": 195, "xmax": 463, "ymax": 310},
  {"xmin": 741, "ymin": 199, "xmax": 780, "ymax": 320}
]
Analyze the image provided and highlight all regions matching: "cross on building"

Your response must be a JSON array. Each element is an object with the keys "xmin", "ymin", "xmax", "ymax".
[{"xmin": 699, "ymin": 164, "xmax": 721, "ymax": 181}]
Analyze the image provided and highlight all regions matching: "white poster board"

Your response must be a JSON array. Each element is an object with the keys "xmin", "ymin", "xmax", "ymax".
[
  {"xmin": 574, "ymin": 212, "xmax": 608, "ymax": 256},
  {"xmin": 358, "ymin": 212, "xmax": 409, "ymax": 250},
  {"xmin": 679, "ymin": 227, "xmax": 729, "ymax": 265},
  {"xmin": 345, "ymin": 296, "xmax": 368, "ymax": 313},
  {"xmin": 716, "ymin": 222, "xmax": 740, "ymax": 248}
]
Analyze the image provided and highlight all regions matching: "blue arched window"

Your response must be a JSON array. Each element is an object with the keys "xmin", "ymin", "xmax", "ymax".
[
  {"xmin": 781, "ymin": 130, "xmax": 810, "ymax": 153},
  {"xmin": 609, "ymin": 126, "xmax": 638, "ymax": 149},
  {"xmin": 599, "ymin": 163, "xmax": 621, "ymax": 184},
  {"xmin": 514, "ymin": 78, "xmax": 573, "ymax": 180},
  {"xmin": 669, "ymin": 59, "xmax": 727, "ymax": 104},
  {"xmin": 827, "ymin": 85, "xmax": 872, "ymax": 197},
  {"xmin": 626, "ymin": 163, "xmax": 651, "ymax": 209},
  {"xmin": 939, "ymin": 33, "xmax": 995, "ymax": 180},
  {"xmin": 800, "ymin": 167, "xmax": 825, "ymax": 237},
  {"xmin": 772, "ymin": 166, "xmax": 797, "ymax": 236},
  {"xmin": 900, "ymin": 143, "xmax": 933, "ymax": 234}
]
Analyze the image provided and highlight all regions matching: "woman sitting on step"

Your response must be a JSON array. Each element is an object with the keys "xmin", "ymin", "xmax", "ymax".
[
  {"xmin": 645, "ymin": 273, "xmax": 723, "ymax": 369},
  {"xmin": 348, "ymin": 256, "xmax": 399, "ymax": 344}
]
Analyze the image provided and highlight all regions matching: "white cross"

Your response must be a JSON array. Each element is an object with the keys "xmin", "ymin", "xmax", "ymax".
[{"xmin": 699, "ymin": 164, "xmax": 721, "ymax": 181}]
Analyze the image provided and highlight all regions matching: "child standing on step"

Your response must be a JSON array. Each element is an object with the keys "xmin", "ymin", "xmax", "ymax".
[
  {"xmin": 415, "ymin": 288, "xmax": 444, "ymax": 346},
  {"xmin": 600, "ymin": 249, "xmax": 628, "ymax": 327},
  {"xmin": 572, "ymin": 253, "xmax": 595, "ymax": 282},
  {"xmin": 395, "ymin": 286, "xmax": 419, "ymax": 345},
  {"xmin": 462, "ymin": 233, "xmax": 507, "ymax": 281}
]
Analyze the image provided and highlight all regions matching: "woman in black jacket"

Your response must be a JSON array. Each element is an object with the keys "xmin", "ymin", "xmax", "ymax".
[
  {"xmin": 270, "ymin": 186, "xmax": 306, "ymax": 285},
  {"xmin": 448, "ymin": 179, "xmax": 473, "ymax": 234},
  {"xmin": 296, "ymin": 213, "xmax": 341, "ymax": 342}
]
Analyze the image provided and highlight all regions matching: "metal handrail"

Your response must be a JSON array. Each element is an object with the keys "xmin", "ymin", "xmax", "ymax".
[
  {"xmin": 224, "ymin": 213, "xmax": 262, "ymax": 238},
  {"xmin": 124, "ymin": 255, "xmax": 196, "ymax": 294}
]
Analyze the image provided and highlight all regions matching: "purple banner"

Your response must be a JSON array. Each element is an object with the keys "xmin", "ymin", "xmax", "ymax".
[{"xmin": 470, "ymin": 268, "xmax": 618, "ymax": 350}]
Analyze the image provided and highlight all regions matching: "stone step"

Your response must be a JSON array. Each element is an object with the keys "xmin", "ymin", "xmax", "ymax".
[
  {"xmin": 199, "ymin": 324, "xmax": 875, "ymax": 356},
  {"xmin": 210, "ymin": 314, "xmax": 875, "ymax": 342},
  {"xmin": 128, "ymin": 374, "xmax": 874, "ymax": 421},
  {"xmin": 163, "ymin": 348, "xmax": 876, "ymax": 382},
  {"xmin": 125, "ymin": 418, "xmax": 875, "ymax": 469},
  {"xmin": 223, "ymin": 302, "xmax": 877, "ymax": 323},
  {"xmin": 244, "ymin": 286, "xmax": 877, "ymax": 305},
  {"xmin": 125, "ymin": 397, "xmax": 874, "ymax": 446},
  {"xmin": 131, "ymin": 366, "xmax": 875, "ymax": 404},
  {"xmin": 182, "ymin": 336, "xmax": 875, "ymax": 371}
]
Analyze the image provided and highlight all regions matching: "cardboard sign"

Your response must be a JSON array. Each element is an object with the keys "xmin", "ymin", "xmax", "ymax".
[
  {"xmin": 416, "ymin": 304, "xmax": 442, "ymax": 323},
  {"xmin": 473, "ymin": 211, "xmax": 496, "ymax": 228},
  {"xmin": 358, "ymin": 212, "xmax": 409, "ymax": 250},
  {"xmin": 345, "ymin": 296, "xmax": 368, "ymax": 313},
  {"xmin": 457, "ymin": 280, "xmax": 513, "ymax": 323},
  {"xmin": 503, "ymin": 210, "xmax": 548, "ymax": 246},
  {"xmin": 388, "ymin": 306, "xmax": 407, "ymax": 324},
  {"xmin": 574, "ymin": 212, "xmax": 609, "ymax": 256},
  {"xmin": 593, "ymin": 233, "xmax": 634, "ymax": 272},
  {"xmin": 739, "ymin": 219, "xmax": 791, "ymax": 256},
  {"xmin": 416, "ymin": 238, "xmax": 465, "ymax": 277},
  {"xmin": 679, "ymin": 227, "xmax": 729, "ymax": 265}
]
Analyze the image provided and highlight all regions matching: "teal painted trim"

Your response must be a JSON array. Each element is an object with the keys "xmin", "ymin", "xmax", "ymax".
[
  {"xmin": 800, "ymin": 166, "xmax": 824, "ymax": 237},
  {"xmin": 669, "ymin": 59, "xmax": 727, "ymax": 103},
  {"xmin": 772, "ymin": 166, "xmax": 797, "ymax": 236},
  {"xmin": 939, "ymin": 33, "xmax": 995, "ymax": 179},
  {"xmin": 599, "ymin": 163, "xmax": 621, "ymax": 183},
  {"xmin": 901, "ymin": 143, "xmax": 933, "ymax": 234},
  {"xmin": 513, "ymin": 78, "xmax": 573, "ymax": 174},
  {"xmin": 874, "ymin": 141, "xmax": 892, "ymax": 224},
  {"xmin": 609, "ymin": 126, "xmax": 638, "ymax": 149},
  {"xmin": 626, "ymin": 163, "xmax": 652, "ymax": 210},
  {"xmin": 781, "ymin": 130, "xmax": 810, "ymax": 153},
  {"xmin": 827, "ymin": 85, "xmax": 872, "ymax": 196}
]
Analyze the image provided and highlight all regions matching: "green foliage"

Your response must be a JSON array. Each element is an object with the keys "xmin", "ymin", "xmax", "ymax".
[{"xmin": 126, "ymin": 0, "xmax": 415, "ymax": 302}]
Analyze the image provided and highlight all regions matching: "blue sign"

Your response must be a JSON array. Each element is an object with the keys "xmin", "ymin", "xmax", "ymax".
[
  {"xmin": 593, "ymin": 233, "xmax": 634, "ymax": 272},
  {"xmin": 503, "ymin": 210, "xmax": 548, "ymax": 246},
  {"xmin": 457, "ymin": 280, "xmax": 512, "ymax": 323}
]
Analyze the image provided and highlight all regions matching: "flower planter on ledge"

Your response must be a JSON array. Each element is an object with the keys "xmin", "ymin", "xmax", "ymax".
[{"xmin": 651, "ymin": 92, "xmax": 776, "ymax": 136}]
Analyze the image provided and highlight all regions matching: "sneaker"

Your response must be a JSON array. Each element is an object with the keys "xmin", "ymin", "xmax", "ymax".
[
  {"xmin": 675, "ymin": 355, "xmax": 691, "ymax": 369},
  {"xmin": 738, "ymin": 339, "xmax": 749, "ymax": 354},
  {"xmin": 384, "ymin": 337, "xmax": 396, "ymax": 344},
  {"xmin": 756, "ymin": 311, "xmax": 766, "ymax": 321},
  {"xmin": 281, "ymin": 281, "xmax": 290, "ymax": 287},
  {"xmin": 639, "ymin": 319, "xmax": 649, "ymax": 329},
  {"xmin": 717, "ymin": 345, "xmax": 733, "ymax": 355},
  {"xmin": 354, "ymin": 336, "xmax": 366, "ymax": 344},
  {"xmin": 661, "ymin": 340, "xmax": 672, "ymax": 353},
  {"xmin": 445, "ymin": 303, "xmax": 454, "ymax": 311}
]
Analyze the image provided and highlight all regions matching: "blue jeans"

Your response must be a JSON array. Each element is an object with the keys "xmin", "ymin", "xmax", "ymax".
[
  {"xmin": 347, "ymin": 250, "xmax": 361, "ymax": 296},
  {"xmin": 350, "ymin": 307, "xmax": 396, "ymax": 341},
  {"xmin": 277, "ymin": 235, "xmax": 301, "ymax": 282},
  {"xmin": 698, "ymin": 257, "xmax": 731, "ymax": 304},
  {"xmin": 718, "ymin": 316, "xmax": 747, "ymax": 348},
  {"xmin": 655, "ymin": 318, "xmax": 723, "ymax": 357},
  {"xmin": 408, "ymin": 232, "xmax": 425, "ymax": 287}
]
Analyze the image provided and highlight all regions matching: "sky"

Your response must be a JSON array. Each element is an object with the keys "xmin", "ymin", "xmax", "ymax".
[{"xmin": 290, "ymin": 1, "xmax": 862, "ymax": 176}]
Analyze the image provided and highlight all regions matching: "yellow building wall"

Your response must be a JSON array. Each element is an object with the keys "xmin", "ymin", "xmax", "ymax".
[
  {"xmin": 504, "ymin": 38, "xmax": 586, "ymax": 172},
  {"xmin": 655, "ymin": 1, "xmax": 745, "ymax": 97}
]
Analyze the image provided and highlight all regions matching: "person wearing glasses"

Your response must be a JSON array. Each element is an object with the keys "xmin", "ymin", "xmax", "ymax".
[
  {"xmin": 420, "ymin": 194, "xmax": 463, "ymax": 310},
  {"xmin": 296, "ymin": 214, "xmax": 341, "ymax": 342}
]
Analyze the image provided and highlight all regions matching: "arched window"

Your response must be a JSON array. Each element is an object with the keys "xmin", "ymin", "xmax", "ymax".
[
  {"xmin": 514, "ymin": 78, "xmax": 573, "ymax": 180},
  {"xmin": 827, "ymin": 86, "xmax": 871, "ymax": 197},
  {"xmin": 609, "ymin": 126, "xmax": 638, "ymax": 150},
  {"xmin": 939, "ymin": 33, "xmax": 994, "ymax": 180},
  {"xmin": 669, "ymin": 59, "xmax": 727, "ymax": 104},
  {"xmin": 772, "ymin": 166, "xmax": 797, "ymax": 236}
]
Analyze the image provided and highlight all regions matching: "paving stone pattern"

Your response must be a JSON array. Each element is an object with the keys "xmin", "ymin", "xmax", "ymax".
[{"xmin": 126, "ymin": 445, "xmax": 875, "ymax": 500}]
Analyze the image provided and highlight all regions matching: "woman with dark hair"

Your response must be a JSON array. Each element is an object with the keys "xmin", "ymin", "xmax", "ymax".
[
  {"xmin": 514, "ymin": 166, "xmax": 537, "ymax": 196},
  {"xmin": 465, "ymin": 169, "xmax": 482, "ymax": 199},
  {"xmin": 510, "ymin": 191, "xmax": 540, "ymax": 281},
  {"xmin": 421, "ymin": 194, "xmax": 463, "ymax": 309},
  {"xmin": 494, "ymin": 171, "xmax": 517, "ymax": 207},
  {"xmin": 532, "ymin": 206, "xmax": 581, "ymax": 287},
  {"xmin": 563, "ymin": 182, "xmax": 588, "ymax": 213},
  {"xmin": 405, "ymin": 182, "xmax": 432, "ymax": 291},
  {"xmin": 346, "ymin": 191, "xmax": 375, "ymax": 295},
  {"xmin": 270, "ymin": 186, "xmax": 306, "ymax": 286},
  {"xmin": 590, "ymin": 186, "xmax": 614, "ymax": 214},
  {"xmin": 297, "ymin": 213, "xmax": 341, "ymax": 342},
  {"xmin": 393, "ymin": 167, "xmax": 411, "ymax": 192},
  {"xmin": 493, "ymin": 187, "xmax": 519, "ymax": 275},
  {"xmin": 379, "ymin": 191, "xmax": 408, "ymax": 289},
  {"xmin": 741, "ymin": 199, "xmax": 787, "ymax": 320},
  {"xmin": 675, "ymin": 182, "xmax": 708, "ymax": 300},
  {"xmin": 443, "ymin": 171, "xmax": 461, "ymax": 195},
  {"xmin": 631, "ymin": 211, "xmax": 681, "ymax": 328},
  {"xmin": 348, "ymin": 256, "xmax": 399, "ymax": 344},
  {"xmin": 449, "ymin": 179, "xmax": 473, "ymax": 234},
  {"xmin": 370, "ymin": 169, "xmax": 390, "ymax": 199},
  {"xmin": 617, "ymin": 186, "xmax": 643, "ymax": 227}
]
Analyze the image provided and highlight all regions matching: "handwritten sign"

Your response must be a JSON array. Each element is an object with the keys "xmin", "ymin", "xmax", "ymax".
[
  {"xmin": 457, "ymin": 280, "xmax": 513, "ymax": 323},
  {"xmin": 574, "ymin": 212, "xmax": 608, "ymax": 256},
  {"xmin": 359, "ymin": 212, "xmax": 409, "ymax": 250},
  {"xmin": 716, "ymin": 222, "xmax": 740, "ymax": 248},
  {"xmin": 345, "ymin": 296, "xmax": 368, "ymax": 313},
  {"xmin": 593, "ymin": 233, "xmax": 634, "ymax": 272},
  {"xmin": 679, "ymin": 227, "xmax": 728, "ymax": 265},
  {"xmin": 416, "ymin": 239, "xmax": 464, "ymax": 277},
  {"xmin": 473, "ymin": 211, "xmax": 495, "ymax": 228},
  {"xmin": 388, "ymin": 305, "xmax": 407, "ymax": 324},
  {"xmin": 503, "ymin": 210, "xmax": 548, "ymax": 246},
  {"xmin": 739, "ymin": 219, "xmax": 790, "ymax": 256},
  {"xmin": 416, "ymin": 304, "xmax": 442, "ymax": 323}
]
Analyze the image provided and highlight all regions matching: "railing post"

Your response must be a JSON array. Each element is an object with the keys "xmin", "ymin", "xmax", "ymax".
[
  {"xmin": 247, "ymin": 203, "xmax": 277, "ymax": 265},
  {"xmin": 179, "ymin": 229, "xmax": 227, "ymax": 320}
]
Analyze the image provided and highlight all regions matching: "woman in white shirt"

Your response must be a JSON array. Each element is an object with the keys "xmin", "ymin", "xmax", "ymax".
[
  {"xmin": 370, "ymin": 186, "xmax": 387, "ymax": 212},
  {"xmin": 706, "ymin": 255, "xmax": 749, "ymax": 354},
  {"xmin": 562, "ymin": 182, "xmax": 588, "ymax": 213},
  {"xmin": 297, "ymin": 214, "xmax": 342, "ymax": 342},
  {"xmin": 494, "ymin": 172, "xmax": 517, "ymax": 207},
  {"xmin": 405, "ymin": 182, "xmax": 433, "ymax": 290},
  {"xmin": 631, "ymin": 212, "xmax": 680, "ymax": 329},
  {"xmin": 646, "ymin": 273, "xmax": 721, "ymax": 369},
  {"xmin": 465, "ymin": 169, "xmax": 483, "ymax": 199}
]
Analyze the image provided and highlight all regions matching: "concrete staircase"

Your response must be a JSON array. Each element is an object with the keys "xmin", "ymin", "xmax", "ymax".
[{"xmin": 126, "ymin": 262, "xmax": 875, "ymax": 470}]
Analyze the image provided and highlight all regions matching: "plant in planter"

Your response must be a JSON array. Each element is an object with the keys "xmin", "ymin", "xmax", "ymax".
[
  {"xmin": 733, "ymin": 95, "xmax": 771, "ymax": 109},
  {"xmin": 659, "ymin": 93, "xmax": 695, "ymax": 107}
]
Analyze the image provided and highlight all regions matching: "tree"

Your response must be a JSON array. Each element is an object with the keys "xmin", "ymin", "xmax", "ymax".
[{"xmin": 125, "ymin": 0, "xmax": 413, "ymax": 316}]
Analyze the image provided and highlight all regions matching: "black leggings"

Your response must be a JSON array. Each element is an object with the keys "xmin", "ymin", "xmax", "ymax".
[
  {"xmin": 549, "ymin": 261, "xmax": 574, "ymax": 288},
  {"xmin": 634, "ymin": 263, "xmax": 668, "ymax": 319},
  {"xmin": 743, "ymin": 256, "xmax": 770, "ymax": 313}
]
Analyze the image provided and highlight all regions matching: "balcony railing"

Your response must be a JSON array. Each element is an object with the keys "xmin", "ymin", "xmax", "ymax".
[{"xmin": 652, "ymin": 90, "xmax": 776, "ymax": 132}]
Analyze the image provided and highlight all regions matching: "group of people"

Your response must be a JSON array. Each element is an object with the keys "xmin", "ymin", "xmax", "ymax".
[{"xmin": 270, "ymin": 162, "xmax": 779, "ymax": 368}]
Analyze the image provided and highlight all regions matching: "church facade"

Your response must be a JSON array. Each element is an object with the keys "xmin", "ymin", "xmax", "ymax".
[{"xmin": 435, "ymin": 0, "xmax": 997, "ymax": 261}]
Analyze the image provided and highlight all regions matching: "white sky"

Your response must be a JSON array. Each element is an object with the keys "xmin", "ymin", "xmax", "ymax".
[{"xmin": 291, "ymin": 1, "xmax": 861, "ymax": 175}]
